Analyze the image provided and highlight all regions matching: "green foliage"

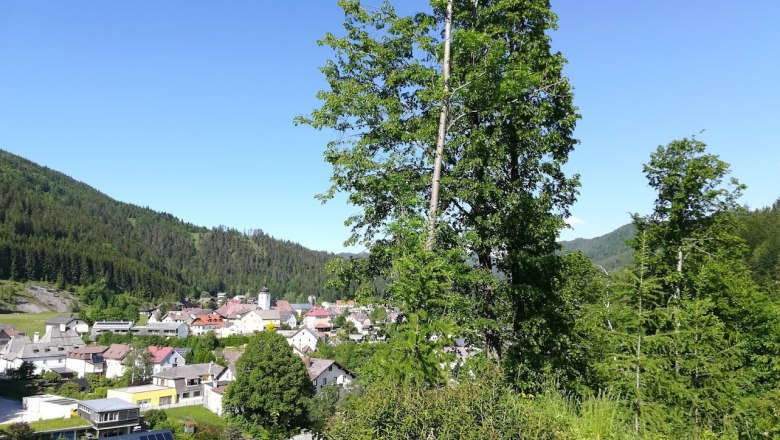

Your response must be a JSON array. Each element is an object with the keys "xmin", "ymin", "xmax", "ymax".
[
  {"xmin": 56, "ymin": 381, "xmax": 83, "ymax": 399},
  {"xmin": 9, "ymin": 361, "xmax": 35, "ymax": 379},
  {"xmin": 41, "ymin": 370, "xmax": 61, "ymax": 383},
  {"xmin": 223, "ymin": 331, "xmax": 314, "ymax": 438},
  {"xmin": 300, "ymin": 0, "xmax": 581, "ymax": 391},
  {"xmin": 3, "ymin": 422, "xmax": 36, "ymax": 440},
  {"xmin": 325, "ymin": 371, "xmax": 636, "ymax": 440},
  {"xmin": 369, "ymin": 306, "xmax": 387, "ymax": 323},
  {"xmin": 144, "ymin": 409, "xmax": 168, "ymax": 429},
  {"xmin": 306, "ymin": 384, "xmax": 340, "ymax": 434}
]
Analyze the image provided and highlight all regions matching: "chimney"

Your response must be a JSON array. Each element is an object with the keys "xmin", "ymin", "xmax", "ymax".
[
  {"xmin": 33, "ymin": 332, "xmax": 40, "ymax": 343},
  {"xmin": 303, "ymin": 357, "xmax": 312, "ymax": 368}
]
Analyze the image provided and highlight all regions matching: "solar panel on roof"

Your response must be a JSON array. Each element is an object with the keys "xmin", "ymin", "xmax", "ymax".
[
  {"xmin": 162, "ymin": 433, "xmax": 174, "ymax": 440},
  {"xmin": 155, "ymin": 434, "xmax": 166, "ymax": 440},
  {"xmin": 139, "ymin": 436, "xmax": 149, "ymax": 440}
]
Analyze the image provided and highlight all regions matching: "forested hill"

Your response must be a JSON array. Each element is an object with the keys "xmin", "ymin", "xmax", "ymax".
[
  {"xmin": 560, "ymin": 223, "xmax": 635, "ymax": 272},
  {"xmin": 0, "ymin": 150, "xmax": 336, "ymax": 303},
  {"xmin": 561, "ymin": 203, "xmax": 780, "ymax": 282}
]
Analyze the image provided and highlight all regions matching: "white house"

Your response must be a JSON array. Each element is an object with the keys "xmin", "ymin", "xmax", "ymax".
[
  {"xmin": 231, "ymin": 309, "xmax": 281, "ymax": 335},
  {"xmin": 130, "ymin": 322, "xmax": 188, "ymax": 339},
  {"xmin": 0, "ymin": 327, "xmax": 85, "ymax": 375},
  {"xmin": 303, "ymin": 308, "xmax": 333, "ymax": 331},
  {"xmin": 147, "ymin": 346, "xmax": 186, "ymax": 374},
  {"xmin": 347, "ymin": 312, "xmax": 372, "ymax": 335},
  {"xmin": 203, "ymin": 384, "xmax": 227, "ymax": 416},
  {"xmin": 64, "ymin": 345, "xmax": 108, "ymax": 378},
  {"xmin": 289, "ymin": 328, "xmax": 319, "ymax": 355},
  {"xmin": 103, "ymin": 343, "xmax": 134, "ymax": 379},
  {"xmin": 45, "ymin": 315, "xmax": 89, "ymax": 337},
  {"xmin": 305, "ymin": 358, "xmax": 355, "ymax": 393}
]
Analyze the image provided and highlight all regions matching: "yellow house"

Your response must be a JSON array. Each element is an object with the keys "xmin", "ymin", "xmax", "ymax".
[{"xmin": 107, "ymin": 384, "xmax": 177, "ymax": 408}]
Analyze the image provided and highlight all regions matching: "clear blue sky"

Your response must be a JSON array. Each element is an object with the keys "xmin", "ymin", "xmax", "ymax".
[{"xmin": 1, "ymin": 1, "xmax": 778, "ymax": 253}]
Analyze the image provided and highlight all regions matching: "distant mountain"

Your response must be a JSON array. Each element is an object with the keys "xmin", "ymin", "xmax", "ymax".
[
  {"xmin": 560, "ymin": 224, "xmax": 635, "ymax": 272},
  {"xmin": 0, "ymin": 150, "xmax": 337, "ymax": 304}
]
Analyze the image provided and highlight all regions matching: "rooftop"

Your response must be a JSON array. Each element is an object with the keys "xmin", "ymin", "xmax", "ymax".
[
  {"xmin": 110, "ymin": 384, "xmax": 172, "ymax": 394},
  {"xmin": 79, "ymin": 397, "xmax": 139, "ymax": 412}
]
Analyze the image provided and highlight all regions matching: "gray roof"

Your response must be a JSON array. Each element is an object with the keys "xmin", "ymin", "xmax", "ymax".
[
  {"xmin": 79, "ymin": 397, "xmax": 139, "ymax": 412},
  {"xmin": 45, "ymin": 315, "xmax": 80, "ymax": 325},
  {"xmin": 93, "ymin": 321, "xmax": 134, "ymax": 329},
  {"xmin": 140, "ymin": 322, "xmax": 187, "ymax": 330},
  {"xmin": 111, "ymin": 429, "xmax": 174, "ymax": 440},
  {"xmin": 0, "ymin": 327, "xmax": 85, "ymax": 361},
  {"xmin": 249, "ymin": 309, "xmax": 281, "ymax": 320},
  {"xmin": 291, "ymin": 304, "xmax": 313, "ymax": 311},
  {"xmin": 153, "ymin": 363, "xmax": 226, "ymax": 380},
  {"xmin": 306, "ymin": 358, "xmax": 355, "ymax": 380}
]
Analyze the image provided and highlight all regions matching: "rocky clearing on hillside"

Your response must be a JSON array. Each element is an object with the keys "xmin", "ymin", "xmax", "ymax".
[{"xmin": 15, "ymin": 285, "xmax": 73, "ymax": 313}]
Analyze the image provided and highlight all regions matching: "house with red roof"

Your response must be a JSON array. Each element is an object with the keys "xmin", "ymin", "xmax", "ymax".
[
  {"xmin": 147, "ymin": 346, "xmax": 185, "ymax": 374},
  {"xmin": 303, "ymin": 308, "xmax": 333, "ymax": 331},
  {"xmin": 190, "ymin": 314, "xmax": 225, "ymax": 336}
]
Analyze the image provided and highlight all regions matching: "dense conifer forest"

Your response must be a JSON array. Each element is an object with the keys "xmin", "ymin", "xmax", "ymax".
[{"xmin": 0, "ymin": 150, "xmax": 337, "ymax": 304}]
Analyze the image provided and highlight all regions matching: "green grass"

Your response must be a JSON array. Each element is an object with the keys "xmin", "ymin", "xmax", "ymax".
[
  {"xmin": 163, "ymin": 405, "xmax": 226, "ymax": 429},
  {"xmin": 28, "ymin": 416, "xmax": 91, "ymax": 431},
  {"xmin": 0, "ymin": 311, "xmax": 60, "ymax": 336},
  {"xmin": 0, "ymin": 379, "xmax": 39, "ymax": 400}
]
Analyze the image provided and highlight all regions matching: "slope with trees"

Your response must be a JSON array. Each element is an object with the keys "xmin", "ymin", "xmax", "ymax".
[{"xmin": 0, "ymin": 150, "xmax": 339, "ymax": 304}]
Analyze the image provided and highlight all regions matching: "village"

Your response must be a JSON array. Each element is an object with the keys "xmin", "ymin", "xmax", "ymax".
[{"xmin": 0, "ymin": 288, "xmax": 415, "ymax": 439}]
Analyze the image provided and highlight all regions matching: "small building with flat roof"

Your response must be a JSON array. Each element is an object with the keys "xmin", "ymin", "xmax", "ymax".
[
  {"xmin": 107, "ymin": 384, "xmax": 177, "ymax": 410},
  {"xmin": 77, "ymin": 398, "xmax": 140, "ymax": 437}
]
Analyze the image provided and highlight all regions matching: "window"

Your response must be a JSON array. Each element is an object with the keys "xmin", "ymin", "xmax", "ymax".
[
  {"xmin": 328, "ymin": 365, "xmax": 333, "ymax": 371},
  {"xmin": 159, "ymin": 396, "xmax": 172, "ymax": 405},
  {"xmin": 320, "ymin": 378, "xmax": 327, "ymax": 386},
  {"xmin": 182, "ymin": 392, "xmax": 190, "ymax": 399},
  {"xmin": 193, "ymin": 391, "xmax": 201, "ymax": 397}
]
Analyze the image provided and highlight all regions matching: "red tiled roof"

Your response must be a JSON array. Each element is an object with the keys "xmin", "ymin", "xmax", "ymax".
[
  {"xmin": 103, "ymin": 344, "xmax": 133, "ymax": 360},
  {"xmin": 314, "ymin": 323, "xmax": 332, "ymax": 330},
  {"xmin": 305, "ymin": 308, "xmax": 331, "ymax": 318},
  {"xmin": 191, "ymin": 314, "xmax": 225, "ymax": 328},
  {"xmin": 274, "ymin": 300, "xmax": 294, "ymax": 313},
  {"xmin": 147, "ymin": 345, "xmax": 174, "ymax": 364}
]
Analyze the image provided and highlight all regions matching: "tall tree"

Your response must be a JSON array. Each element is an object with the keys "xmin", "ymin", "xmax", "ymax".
[
  {"xmin": 298, "ymin": 0, "xmax": 580, "ymax": 388},
  {"xmin": 223, "ymin": 331, "xmax": 313, "ymax": 439}
]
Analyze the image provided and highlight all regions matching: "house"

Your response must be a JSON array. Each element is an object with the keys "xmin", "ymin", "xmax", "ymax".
[
  {"xmin": 347, "ymin": 312, "xmax": 372, "ymax": 334},
  {"xmin": 131, "ymin": 322, "xmax": 189, "ymax": 339},
  {"xmin": 189, "ymin": 314, "xmax": 225, "ymax": 336},
  {"xmin": 291, "ymin": 303, "xmax": 313, "ymax": 316},
  {"xmin": 305, "ymin": 358, "xmax": 355, "ymax": 393},
  {"xmin": 303, "ymin": 308, "xmax": 333, "ymax": 331},
  {"xmin": 90, "ymin": 321, "xmax": 134, "ymax": 340},
  {"xmin": 152, "ymin": 363, "xmax": 228, "ymax": 405},
  {"xmin": 203, "ymin": 384, "xmax": 227, "ymax": 416},
  {"xmin": 235, "ymin": 309, "xmax": 281, "ymax": 334},
  {"xmin": 107, "ymin": 383, "xmax": 178, "ymax": 409},
  {"xmin": 161, "ymin": 310, "xmax": 195, "ymax": 325},
  {"xmin": 147, "ymin": 346, "xmax": 185, "ymax": 373},
  {"xmin": 103, "ymin": 343, "xmax": 134, "ymax": 379},
  {"xmin": 45, "ymin": 315, "xmax": 90, "ymax": 336},
  {"xmin": 289, "ymin": 327, "xmax": 319, "ymax": 354},
  {"xmin": 0, "ymin": 327, "xmax": 85, "ymax": 375},
  {"xmin": 22, "ymin": 394, "xmax": 80, "ymax": 422},
  {"xmin": 77, "ymin": 398, "xmax": 141, "ymax": 437},
  {"xmin": 65, "ymin": 345, "xmax": 108, "ymax": 377},
  {"xmin": 0, "ymin": 327, "xmax": 17, "ymax": 349}
]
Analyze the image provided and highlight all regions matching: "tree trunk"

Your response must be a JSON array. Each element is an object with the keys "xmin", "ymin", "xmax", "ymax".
[{"xmin": 425, "ymin": 0, "xmax": 453, "ymax": 251}]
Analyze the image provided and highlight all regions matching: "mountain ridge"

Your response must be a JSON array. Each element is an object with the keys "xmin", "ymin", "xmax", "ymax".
[{"xmin": 0, "ymin": 149, "xmax": 337, "ymax": 304}]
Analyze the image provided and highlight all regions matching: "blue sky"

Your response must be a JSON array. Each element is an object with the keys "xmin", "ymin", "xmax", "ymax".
[{"xmin": 1, "ymin": 1, "xmax": 778, "ymax": 253}]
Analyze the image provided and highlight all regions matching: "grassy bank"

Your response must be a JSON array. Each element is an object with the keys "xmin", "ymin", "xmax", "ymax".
[{"xmin": 0, "ymin": 311, "xmax": 59, "ymax": 336}]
